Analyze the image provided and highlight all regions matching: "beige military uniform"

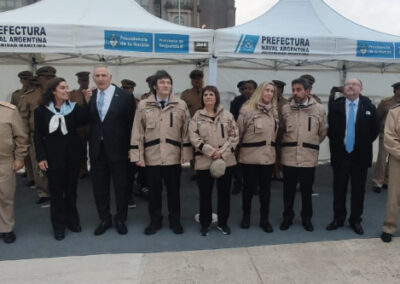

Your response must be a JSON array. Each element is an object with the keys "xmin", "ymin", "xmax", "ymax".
[
  {"xmin": 311, "ymin": 94, "xmax": 322, "ymax": 104},
  {"xmin": 140, "ymin": 92, "xmax": 152, "ymax": 100},
  {"xmin": 180, "ymin": 88, "xmax": 203, "ymax": 118},
  {"xmin": 18, "ymin": 87, "xmax": 49, "ymax": 197},
  {"xmin": 0, "ymin": 102, "xmax": 29, "ymax": 232},
  {"xmin": 10, "ymin": 88, "xmax": 26, "ymax": 106},
  {"xmin": 70, "ymin": 89, "xmax": 90, "ymax": 175},
  {"xmin": 130, "ymin": 94, "xmax": 192, "ymax": 166},
  {"xmin": 373, "ymin": 96, "xmax": 400, "ymax": 188},
  {"xmin": 274, "ymin": 96, "xmax": 289, "ymax": 179},
  {"xmin": 237, "ymin": 104, "xmax": 278, "ymax": 165},
  {"xmin": 382, "ymin": 105, "xmax": 400, "ymax": 234},
  {"xmin": 189, "ymin": 107, "xmax": 239, "ymax": 170},
  {"xmin": 280, "ymin": 96, "xmax": 327, "ymax": 167}
]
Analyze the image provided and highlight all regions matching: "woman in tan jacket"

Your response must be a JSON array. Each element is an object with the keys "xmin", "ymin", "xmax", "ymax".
[
  {"xmin": 189, "ymin": 86, "xmax": 239, "ymax": 236},
  {"xmin": 237, "ymin": 81, "xmax": 278, "ymax": 233}
]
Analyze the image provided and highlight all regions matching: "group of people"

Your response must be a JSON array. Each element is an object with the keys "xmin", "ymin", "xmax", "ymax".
[{"xmin": 1, "ymin": 65, "xmax": 400, "ymax": 244}]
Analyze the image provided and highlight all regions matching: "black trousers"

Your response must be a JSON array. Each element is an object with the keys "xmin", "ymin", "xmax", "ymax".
[
  {"xmin": 47, "ymin": 163, "xmax": 80, "ymax": 233},
  {"xmin": 242, "ymin": 164, "xmax": 273, "ymax": 222},
  {"xmin": 282, "ymin": 166, "xmax": 315, "ymax": 220},
  {"xmin": 90, "ymin": 142, "xmax": 129, "ymax": 222},
  {"xmin": 332, "ymin": 153, "xmax": 368, "ymax": 224},
  {"xmin": 232, "ymin": 163, "xmax": 243, "ymax": 190},
  {"xmin": 196, "ymin": 166, "xmax": 233, "ymax": 227},
  {"xmin": 146, "ymin": 164, "xmax": 182, "ymax": 225}
]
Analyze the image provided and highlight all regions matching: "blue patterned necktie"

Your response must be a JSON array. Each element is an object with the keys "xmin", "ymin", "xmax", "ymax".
[
  {"xmin": 97, "ymin": 91, "xmax": 105, "ymax": 121},
  {"xmin": 345, "ymin": 102, "xmax": 355, "ymax": 153}
]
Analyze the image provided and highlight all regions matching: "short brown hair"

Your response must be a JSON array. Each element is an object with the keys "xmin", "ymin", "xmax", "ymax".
[{"xmin": 201, "ymin": 85, "xmax": 220, "ymax": 112}]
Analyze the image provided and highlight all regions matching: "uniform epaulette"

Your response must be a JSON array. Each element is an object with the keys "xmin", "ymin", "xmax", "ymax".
[
  {"xmin": 0, "ymin": 101, "xmax": 16, "ymax": 109},
  {"xmin": 389, "ymin": 103, "xmax": 400, "ymax": 110}
]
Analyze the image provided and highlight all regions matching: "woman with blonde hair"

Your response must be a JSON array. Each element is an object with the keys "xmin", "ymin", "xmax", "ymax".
[{"xmin": 237, "ymin": 81, "xmax": 279, "ymax": 232}]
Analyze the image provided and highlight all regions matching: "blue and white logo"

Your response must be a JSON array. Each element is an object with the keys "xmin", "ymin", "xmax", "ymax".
[
  {"xmin": 356, "ymin": 40, "xmax": 394, "ymax": 59},
  {"xmin": 235, "ymin": 34, "xmax": 259, "ymax": 54}
]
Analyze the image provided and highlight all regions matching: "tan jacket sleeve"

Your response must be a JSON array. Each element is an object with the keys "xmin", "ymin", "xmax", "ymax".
[
  {"xmin": 237, "ymin": 109, "xmax": 248, "ymax": 144},
  {"xmin": 181, "ymin": 105, "xmax": 193, "ymax": 161},
  {"xmin": 12, "ymin": 109, "xmax": 29, "ymax": 161},
  {"xmin": 220, "ymin": 112, "xmax": 239, "ymax": 160},
  {"xmin": 188, "ymin": 113, "xmax": 216, "ymax": 158},
  {"xmin": 318, "ymin": 105, "xmax": 328, "ymax": 143},
  {"xmin": 129, "ymin": 103, "xmax": 145, "ymax": 163},
  {"xmin": 384, "ymin": 109, "xmax": 400, "ymax": 160}
]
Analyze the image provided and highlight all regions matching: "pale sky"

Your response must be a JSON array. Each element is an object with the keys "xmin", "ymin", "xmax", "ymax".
[{"xmin": 235, "ymin": 0, "xmax": 400, "ymax": 36}]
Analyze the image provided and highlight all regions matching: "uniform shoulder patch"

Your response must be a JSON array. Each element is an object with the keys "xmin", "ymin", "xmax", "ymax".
[{"xmin": 0, "ymin": 101, "xmax": 16, "ymax": 109}]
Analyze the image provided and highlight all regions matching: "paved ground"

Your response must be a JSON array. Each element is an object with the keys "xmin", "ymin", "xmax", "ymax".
[{"xmin": 0, "ymin": 165, "xmax": 391, "ymax": 261}]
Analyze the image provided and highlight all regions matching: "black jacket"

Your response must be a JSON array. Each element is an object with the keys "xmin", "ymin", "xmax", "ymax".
[
  {"xmin": 34, "ymin": 103, "xmax": 89, "ymax": 169},
  {"xmin": 88, "ymin": 87, "xmax": 135, "ymax": 162},
  {"xmin": 230, "ymin": 94, "xmax": 248, "ymax": 121},
  {"xmin": 328, "ymin": 95, "xmax": 379, "ymax": 168}
]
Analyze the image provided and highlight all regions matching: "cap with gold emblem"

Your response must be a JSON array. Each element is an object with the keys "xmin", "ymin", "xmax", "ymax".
[
  {"xmin": 189, "ymin": 69, "xmax": 204, "ymax": 79},
  {"xmin": 391, "ymin": 82, "xmax": 400, "ymax": 90},
  {"xmin": 36, "ymin": 66, "xmax": 57, "ymax": 77},
  {"xmin": 300, "ymin": 74, "xmax": 315, "ymax": 85},
  {"xmin": 272, "ymin": 80, "xmax": 286, "ymax": 88},
  {"xmin": 121, "ymin": 79, "xmax": 136, "ymax": 89}
]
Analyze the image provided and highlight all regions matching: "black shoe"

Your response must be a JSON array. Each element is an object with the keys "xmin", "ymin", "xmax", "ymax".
[
  {"xmin": 3, "ymin": 231, "xmax": 16, "ymax": 243},
  {"xmin": 260, "ymin": 222, "xmax": 273, "ymax": 233},
  {"xmin": 240, "ymin": 216, "xmax": 250, "ymax": 229},
  {"xmin": 94, "ymin": 220, "xmax": 112, "ymax": 236},
  {"xmin": 302, "ymin": 219, "xmax": 314, "ymax": 232},
  {"xmin": 25, "ymin": 181, "xmax": 35, "ymax": 187},
  {"xmin": 217, "ymin": 224, "xmax": 231, "ymax": 235},
  {"xmin": 372, "ymin": 186, "xmax": 382, "ymax": 193},
  {"xmin": 144, "ymin": 222, "xmax": 162, "ymax": 235},
  {"xmin": 200, "ymin": 226, "xmax": 209, "ymax": 236},
  {"xmin": 54, "ymin": 231, "xmax": 65, "ymax": 241},
  {"xmin": 279, "ymin": 218, "xmax": 293, "ymax": 230},
  {"xmin": 115, "ymin": 220, "xmax": 128, "ymax": 235},
  {"xmin": 326, "ymin": 220, "xmax": 344, "ymax": 231},
  {"xmin": 36, "ymin": 197, "xmax": 50, "ymax": 205},
  {"xmin": 231, "ymin": 186, "xmax": 242, "ymax": 195},
  {"xmin": 350, "ymin": 222, "xmax": 364, "ymax": 235},
  {"xmin": 67, "ymin": 224, "xmax": 82, "ymax": 232},
  {"xmin": 128, "ymin": 198, "xmax": 137, "ymax": 209},
  {"xmin": 381, "ymin": 232, "xmax": 392, "ymax": 243},
  {"xmin": 170, "ymin": 223, "xmax": 184, "ymax": 234}
]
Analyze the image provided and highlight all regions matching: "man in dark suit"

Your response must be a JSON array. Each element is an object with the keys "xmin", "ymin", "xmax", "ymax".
[
  {"xmin": 326, "ymin": 78, "xmax": 379, "ymax": 235},
  {"xmin": 88, "ymin": 65, "xmax": 135, "ymax": 236}
]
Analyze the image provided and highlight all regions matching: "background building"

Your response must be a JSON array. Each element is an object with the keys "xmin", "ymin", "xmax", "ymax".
[{"xmin": 1, "ymin": 0, "xmax": 235, "ymax": 28}]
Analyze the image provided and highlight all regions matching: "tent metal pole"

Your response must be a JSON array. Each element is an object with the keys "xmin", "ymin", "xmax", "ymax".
[
  {"xmin": 208, "ymin": 56, "xmax": 218, "ymax": 86},
  {"xmin": 341, "ymin": 62, "xmax": 347, "ymax": 85}
]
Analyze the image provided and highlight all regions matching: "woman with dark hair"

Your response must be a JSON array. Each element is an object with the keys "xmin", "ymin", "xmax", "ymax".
[
  {"xmin": 34, "ymin": 77, "xmax": 90, "ymax": 240},
  {"xmin": 189, "ymin": 85, "xmax": 239, "ymax": 236},
  {"xmin": 237, "ymin": 81, "xmax": 278, "ymax": 233}
]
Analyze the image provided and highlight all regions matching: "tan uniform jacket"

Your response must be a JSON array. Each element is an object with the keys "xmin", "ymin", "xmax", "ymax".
[
  {"xmin": 17, "ymin": 87, "xmax": 42, "ymax": 133},
  {"xmin": 180, "ymin": 87, "xmax": 203, "ymax": 117},
  {"xmin": 10, "ymin": 88, "xmax": 25, "ymax": 106},
  {"xmin": 140, "ymin": 92, "xmax": 152, "ymax": 100},
  {"xmin": 237, "ymin": 104, "xmax": 278, "ymax": 165},
  {"xmin": 384, "ymin": 105, "xmax": 400, "ymax": 160},
  {"xmin": 69, "ymin": 89, "xmax": 90, "ymax": 137},
  {"xmin": 378, "ymin": 96, "xmax": 400, "ymax": 138},
  {"xmin": 189, "ymin": 107, "xmax": 239, "ymax": 170},
  {"xmin": 311, "ymin": 94, "xmax": 322, "ymax": 104},
  {"xmin": 0, "ymin": 102, "xmax": 29, "ymax": 164},
  {"xmin": 130, "ymin": 94, "xmax": 192, "ymax": 166},
  {"xmin": 280, "ymin": 96, "xmax": 327, "ymax": 167}
]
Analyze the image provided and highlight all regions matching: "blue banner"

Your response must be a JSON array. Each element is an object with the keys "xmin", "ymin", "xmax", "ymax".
[
  {"xmin": 104, "ymin": 30, "xmax": 153, "ymax": 52},
  {"xmin": 236, "ymin": 34, "xmax": 259, "ymax": 54},
  {"xmin": 356, "ymin": 40, "xmax": 394, "ymax": 59},
  {"xmin": 155, "ymin": 33, "xmax": 189, "ymax": 53},
  {"xmin": 395, "ymin": 43, "xmax": 400, "ymax": 59}
]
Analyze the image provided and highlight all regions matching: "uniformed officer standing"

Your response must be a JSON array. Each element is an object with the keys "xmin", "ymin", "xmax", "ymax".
[
  {"xmin": 69, "ymin": 71, "xmax": 91, "ymax": 179},
  {"xmin": 279, "ymin": 78, "xmax": 327, "ymax": 231},
  {"xmin": 121, "ymin": 79, "xmax": 138, "ymax": 102},
  {"xmin": 372, "ymin": 82, "xmax": 400, "ymax": 193},
  {"xmin": 300, "ymin": 74, "xmax": 322, "ymax": 104},
  {"xmin": 272, "ymin": 79, "xmax": 287, "ymax": 181},
  {"xmin": 381, "ymin": 104, "xmax": 400, "ymax": 242},
  {"xmin": 18, "ymin": 66, "xmax": 56, "ymax": 205},
  {"xmin": 11, "ymin": 71, "xmax": 34, "ymax": 187},
  {"xmin": 0, "ymin": 101, "xmax": 29, "ymax": 243},
  {"xmin": 10, "ymin": 71, "xmax": 33, "ymax": 105},
  {"xmin": 130, "ymin": 70, "xmax": 192, "ymax": 235},
  {"xmin": 180, "ymin": 69, "xmax": 204, "ymax": 118}
]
